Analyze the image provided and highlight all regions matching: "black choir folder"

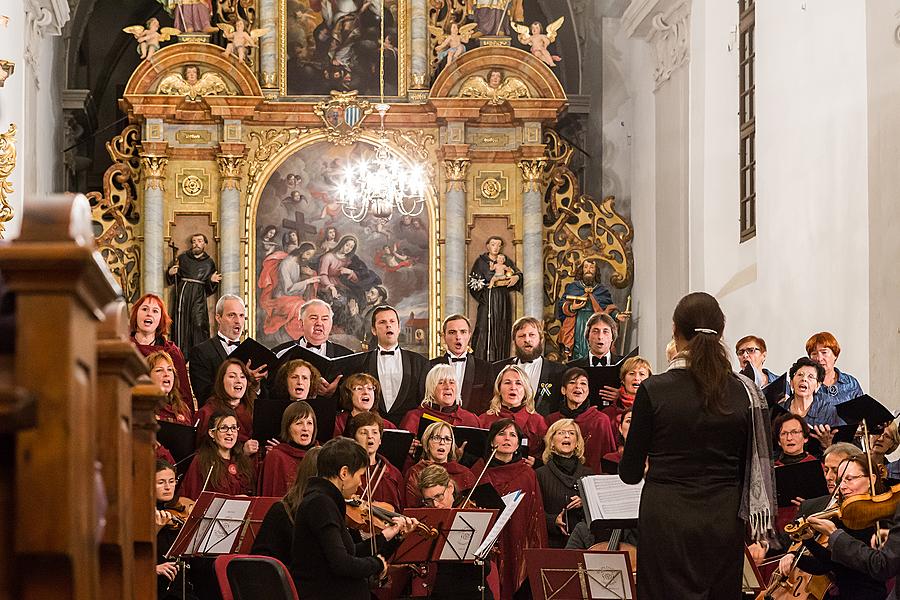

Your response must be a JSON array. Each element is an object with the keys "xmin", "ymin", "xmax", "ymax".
[
  {"xmin": 585, "ymin": 347, "xmax": 639, "ymax": 408},
  {"xmin": 380, "ymin": 429, "xmax": 415, "ymax": 470},
  {"xmin": 774, "ymin": 460, "xmax": 828, "ymax": 507},
  {"xmin": 229, "ymin": 338, "xmax": 277, "ymax": 371},
  {"xmin": 836, "ymin": 394, "xmax": 895, "ymax": 432},
  {"xmin": 274, "ymin": 345, "xmax": 367, "ymax": 382},
  {"xmin": 413, "ymin": 414, "xmax": 491, "ymax": 460},
  {"xmin": 252, "ymin": 394, "xmax": 338, "ymax": 445}
]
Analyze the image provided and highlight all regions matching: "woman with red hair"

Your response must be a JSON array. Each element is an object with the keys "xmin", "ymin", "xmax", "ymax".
[{"xmin": 130, "ymin": 293, "xmax": 193, "ymax": 405}]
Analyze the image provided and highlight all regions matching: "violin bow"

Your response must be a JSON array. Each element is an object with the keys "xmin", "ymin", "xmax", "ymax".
[{"xmin": 463, "ymin": 447, "xmax": 497, "ymax": 507}]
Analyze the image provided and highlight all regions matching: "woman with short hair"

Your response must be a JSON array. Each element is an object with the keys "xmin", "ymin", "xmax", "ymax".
[
  {"xmin": 399, "ymin": 364, "xmax": 480, "ymax": 436},
  {"xmin": 403, "ymin": 421, "xmax": 476, "ymax": 507},
  {"xmin": 258, "ymin": 401, "xmax": 318, "ymax": 497},
  {"xmin": 333, "ymin": 373, "xmax": 396, "ymax": 437}
]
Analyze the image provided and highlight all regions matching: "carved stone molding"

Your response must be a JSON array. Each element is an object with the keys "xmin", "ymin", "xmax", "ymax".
[
  {"xmin": 443, "ymin": 158, "xmax": 470, "ymax": 192},
  {"xmin": 140, "ymin": 155, "xmax": 168, "ymax": 190},
  {"xmin": 518, "ymin": 158, "xmax": 547, "ymax": 192},
  {"xmin": 217, "ymin": 154, "xmax": 245, "ymax": 190},
  {"xmin": 0, "ymin": 124, "xmax": 17, "ymax": 239},
  {"xmin": 622, "ymin": 0, "xmax": 691, "ymax": 89},
  {"xmin": 24, "ymin": 0, "xmax": 71, "ymax": 84}
]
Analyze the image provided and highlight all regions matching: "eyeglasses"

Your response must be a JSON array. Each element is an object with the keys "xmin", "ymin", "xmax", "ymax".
[
  {"xmin": 737, "ymin": 347, "xmax": 761, "ymax": 356},
  {"xmin": 352, "ymin": 385, "xmax": 376, "ymax": 393},
  {"xmin": 430, "ymin": 435, "xmax": 453, "ymax": 445},
  {"xmin": 779, "ymin": 430, "xmax": 804, "ymax": 437},
  {"xmin": 841, "ymin": 474, "xmax": 868, "ymax": 483},
  {"xmin": 422, "ymin": 487, "xmax": 449, "ymax": 506},
  {"xmin": 215, "ymin": 425, "xmax": 240, "ymax": 433}
]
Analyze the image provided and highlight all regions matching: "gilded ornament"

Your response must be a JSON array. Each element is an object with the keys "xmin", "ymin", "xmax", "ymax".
[
  {"xmin": 181, "ymin": 174, "xmax": 203, "ymax": 196},
  {"xmin": 217, "ymin": 154, "xmax": 245, "ymax": 190},
  {"xmin": 480, "ymin": 177, "xmax": 501, "ymax": 199},
  {"xmin": 0, "ymin": 59, "xmax": 14, "ymax": 87},
  {"xmin": 313, "ymin": 91, "xmax": 373, "ymax": 146},
  {"xmin": 157, "ymin": 66, "xmax": 229, "ymax": 101},
  {"xmin": 443, "ymin": 158, "xmax": 469, "ymax": 192},
  {"xmin": 517, "ymin": 158, "xmax": 546, "ymax": 192},
  {"xmin": 87, "ymin": 125, "xmax": 143, "ymax": 303},
  {"xmin": 458, "ymin": 73, "xmax": 530, "ymax": 104},
  {"xmin": 141, "ymin": 155, "xmax": 168, "ymax": 190},
  {"xmin": 0, "ymin": 124, "xmax": 16, "ymax": 238},
  {"xmin": 246, "ymin": 127, "xmax": 309, "ymax": 201}
]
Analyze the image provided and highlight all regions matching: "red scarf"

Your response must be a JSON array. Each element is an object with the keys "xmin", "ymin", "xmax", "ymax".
[{"xmin": 618, "ymin": 386, "xmax": 635, "ymax": 409}]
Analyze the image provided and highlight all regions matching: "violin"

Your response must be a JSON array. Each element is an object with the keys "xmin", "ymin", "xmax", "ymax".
[
  {"xmin": 785, "ymin": 482, "xmax": 900, "ymax": 541},
  {"xmin": 756, "ymin": 540, "xmax": 832, "ymax": 600},
  {"xmin": 345, "ymin": 496, "xmax": 438, "ymax": 539},
  {"xmin": 161, "ymin": 496, "xmax": 196, "ymax": 530}
]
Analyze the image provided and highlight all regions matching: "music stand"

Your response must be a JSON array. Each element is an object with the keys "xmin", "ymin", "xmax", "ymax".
[
  {"xmin": 525, "ymin": 548, "xmax": 636, "ymax": 600},
  {"xmin": 167, "ymin": 492, "xmax": 280, "ymax": 558},
  {"xmin": 394, "ymin": 508, "xmax": 497, "ymax": 564}
]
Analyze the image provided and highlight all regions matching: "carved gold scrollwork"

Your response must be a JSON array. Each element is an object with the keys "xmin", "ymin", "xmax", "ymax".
[
  {"xmin": 443, "ymin": 158, "xmax": 469, "ymax": 192},
  {"xmin": 517, "ymin": 158, "xmax": 546, "ymax": 192},
  {"xmin": 140, "ymin": 155, "xmax": 168, "ymax": 190},
  {"xmin": 246, "ymin": 127, "xmax": 309, "ymax": 200},
  {"xmin": 87, "ymin": 124, "xmax": 143, "ymax": 303},
  {"xmin": 0, "ymin": 124, "xmax": 16, "ymax": 238},
  {"xmin": 428, "ymin": 0, "xmax": 470, "ymax": 67},
  {"xmin": 217, "ymin": 154, "xmax": 245, "ymax": 190}
]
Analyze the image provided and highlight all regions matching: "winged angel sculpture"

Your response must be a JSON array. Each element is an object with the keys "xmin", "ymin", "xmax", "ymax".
[
  {"xmin": 429, "ymin": 22, "xmax": 480, "ymax": 65},
  {"xmin": 157, "ymin": 65, "xmax": 229, "ymax": 101},
  {"xmin": 123, "ymin": 18, "xmax": 180, "ymax": 60},
  {"xmin": 510, "ymin": 17, "xmax": 564, "ymax": 67},
  {"xmin": 219, "ymin": 20, "xmax": 269, "ymax": 64},
  {"xmin": 459, "ymin": 70, "xmax": 529, "ymax": 105}
]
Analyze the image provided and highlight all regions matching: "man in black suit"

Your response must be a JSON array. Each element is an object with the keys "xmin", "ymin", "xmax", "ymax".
[
  {"xmin": 567, "ymin": 312, "xmax": 624, "ymax": 406},
  {"xmin": 361, "ymin": 305, "xmax": 428, "ymax": 425},
  {"xmin": 491, "ymin": 316, "xmax": 565, "ymax": 416},
  {"xmin": 189, "ymin": 294, "xmax": 267, "ymax": 406},
  {"xmin": 271, "ymin": 298, "xmax": 352, "ymax": 397},
  {"xmin": 429, "ymin": 314, "xmax": 493, "ymax": 415}
]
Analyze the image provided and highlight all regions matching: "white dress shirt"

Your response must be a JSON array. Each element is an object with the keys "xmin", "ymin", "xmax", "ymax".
[
  {"xmin": 218, "ymin": 334, "xmax": 239, "ymax": 356},
  {"xmin": 515, "ymin": 355, "xmax": 543, "ymax": 397},
  {"xmin": 377, "ymin": 344, "xmax": 403, "ymax": 412},
  {"xmin": 447, "ymin": 352, "xmax": 467, "ymax": 403},
  {"xmin": 300, "ymin": 337, "xmax": 327, "ymax": 356}
]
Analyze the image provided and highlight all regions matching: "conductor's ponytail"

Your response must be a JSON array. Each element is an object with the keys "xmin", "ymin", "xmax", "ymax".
[{"xmin": 672, "ymin": 292, "xmax": 732, "ymax": 415}]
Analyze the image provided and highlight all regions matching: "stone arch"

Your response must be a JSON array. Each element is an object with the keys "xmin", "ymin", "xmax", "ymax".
[{"xmin": 430, "ymin": 46, "xmax": 566, "ymax": 100}]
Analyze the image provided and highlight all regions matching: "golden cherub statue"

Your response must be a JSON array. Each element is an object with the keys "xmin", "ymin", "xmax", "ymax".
[
  {"xmin": 219, "ymin": 19, "xmax": 268, "ymax": 64},
  {"xmin": 511, "ymin": 17, "xmax": 564, "ymax": 67},
  {"xmin": 123, "ymin": 18, "xmax": 180, "ymax": 60},
  {"xmin": 429, "ymin": 21, "xmax": 480, "ymax": 65}
]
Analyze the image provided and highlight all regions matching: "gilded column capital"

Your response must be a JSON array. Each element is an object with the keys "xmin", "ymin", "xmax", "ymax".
[
  {"xmin": 217, "ymin": 154, "xmax": 246, "ymax": 190},
  {"xmin": 140, "ymin": 154, "xmax": 168, "ymax": 190},
  {"xmin": 0, "ymin": 124, "xmax": 17, "ymax": 238},
  {"xmin": 443, "ymin": 158, "xmax": 470, "ymax": 192},
  {"xmin": 518, "ymin": 158, "xmax": 547, "ymax": 192}
]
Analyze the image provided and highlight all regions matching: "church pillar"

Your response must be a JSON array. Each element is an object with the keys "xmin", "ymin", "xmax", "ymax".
[
  {"xmin": 411, "ymin": 0, "xmax": 427, "ymax": 83},
  {"xmin": 258, "ymin": 0, "xmax": 277, "ymax": 89},
  {"xmin": 217, "ymin": 152, "xmax": 245, "ymax": 295},
  {"xmin": 140, "ymin": 153, "xmax": 168, "ymax": 296},
  {"xmin": 518, "ymin": 158, "xmax": 547, "ymax": 318},
  {"xmin": 443, "ymin": 158, "xmax": 469, "ymax": 316}
]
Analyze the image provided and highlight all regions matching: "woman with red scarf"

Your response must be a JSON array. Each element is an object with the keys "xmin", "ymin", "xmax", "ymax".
[
  {"xmin": 470, "ymin": 419, "xmax": 547, "ymax": 600},
  {"xmin": 545, "ymin": 367, "xmax": 616, "ymax": 474},
  {"xmin": 602, "ymin": 355, "xmax": 651, "ymax": 423}
]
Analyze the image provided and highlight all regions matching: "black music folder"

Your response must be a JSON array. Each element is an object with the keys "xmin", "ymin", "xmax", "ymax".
[
  {"xmin": 836, "ymin": 394, "xmax": 895, "ymax": 433},
  {"xmin": 380, "ymin": 429, "xmax": 415, "ymax": 471},
  {"xmin": 274, "ymin": 345, "xmax": 367, "ymax": 382},
  {"xmin": 775, "ymin": 459, "xmax": 827, "ymax": 507},
  {"xmin": 453, "ymin": 426, "xmax": 490, "ymax": 459},
  {"xmin": 585, "ymin": 347, "xmax": 639, "ymax": 408},
  {"xmin": 230, "ymin": 338, "xmax": 277, "ymax": 371},
  {"xmin": 157, "ymin": 420, "xmax": 197, "ymax": 472},
  {"xmin": 763, "ymin": 373, "xmax": 788, "ymax": 408}
]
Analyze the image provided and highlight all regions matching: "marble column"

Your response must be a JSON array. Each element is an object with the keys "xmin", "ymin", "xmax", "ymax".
[
  {"xmin": 410, "ymin": 0, "xmax": 427, "ymax": 85},
  {"xmin": 258, "ymin": 0, "xmax": 277, "ymax": 88},
  {"xmin": 140, "ymin": 154, "xmax": 168, "ymax": 295},
  {"xmin": 518, "ymin": 158, "xmax": 547, "ymax": 318},
  {"xmin": 442, "ymin": 158, "xmax": 469, "ymax": 316},
  {"xmin": 217, "ymin": 153, "xmax": 245, "ymax": 295}
]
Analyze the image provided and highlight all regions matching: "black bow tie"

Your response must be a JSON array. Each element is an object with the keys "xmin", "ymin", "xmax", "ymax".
[
  {"xmin": 380, "ymin": 350, "xmax": 396, "ymax": 356},
  {"xmin": 518, "ymin": 360, "xmax": 534, "ymax": 365},
  {"xmin": 305, "ymin": 343, "xmax": 322, "ymax": 350},
  {"xmin": 592, "ymin": 356, "xmax": 608, "ymax": 367},
  {"xmin": 449, "ymin": 356, "xmax": 466, "ymax": 363},
  {"xmin": 220, "ymin": 337, "xmax": 239, "ymax": 348}
]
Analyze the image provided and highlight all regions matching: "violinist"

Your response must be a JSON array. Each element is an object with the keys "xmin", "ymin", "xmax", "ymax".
[
  {"xmin": 333, "ymin": 373, "xmax": 397, "ymax": 438},
  {"xmin": 179, "ymin": 410, "xmax": 257, "ymax": 499},
  {"xmin": 404, "ymin": 421, "xmax": 476, "ymax": 508},
  {"xmin": 258, "ymin": 401, "xmax": 318, "ymax": 497},
  {"xmin": 155, "ymin": 460, "xmax": 197, "ymax": 600},
  {"xmin": 416, "ymin": 464, "xmax": 494, "ymax": 600},
  {"xmin": 194, "ymin": 359, "xmax": 258, "ymax": 457},
  {"xmin": 535, "ymin": 419, "xmax": 592, "ymax": 548},
  {"xmin": 253, "ymin": 447, "xmax": 321, "ymax": 566},
  {"xmin": 470, "ymin": 418, "xmax": 547, "ymax": 600},
  {"xmin": 290, "ymin": 437, "xmax": 418, "ymax": 599},
  {"xmin": 778, "ymin": 454, "xmax": 887, "ymax": 599},
  {"xmin": 348, "ymin": 411, "xmax": 404, "ymax": 508}
]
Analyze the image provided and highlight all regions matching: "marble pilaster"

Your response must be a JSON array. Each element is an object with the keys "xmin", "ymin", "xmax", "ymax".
[
  {"xmin": 258, "ymin": 0, "xmax": 277, "ymax": 88},
  {"xmin": 410, "ymin": 0, "xmax": 427, "ymax": 84},
  {"xmin": 518, "ymin": 158, "xmax": 547, "ymax": 318},
  {"xmin": 442, "ymin": 158, "xmax": 469, "ymax": 316},
  {"xmin": 140, "ymin": 154, "xmax": 167, "ymax": 295},
  {"xmin": 217, "ymin": 153, "xmax": 245, "ymax": 295}
]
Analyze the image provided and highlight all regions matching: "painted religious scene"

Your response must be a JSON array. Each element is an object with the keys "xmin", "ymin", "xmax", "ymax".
[
  {"xmin": 284, "ymin": 0, "xmax": 401, "ymax": 96},
  {"xmin": 253, "ymin": 140, "xmax": 430, "ymax": 353}
]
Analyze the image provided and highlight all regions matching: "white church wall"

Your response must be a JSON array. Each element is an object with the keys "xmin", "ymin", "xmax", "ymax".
[
  {"xmin": 694, "ymin": 0, "xmax": 871, "ymax": 384},
  {"xmin": 0, "ymin": 3, "xmax": 26, "ymax": 240}
]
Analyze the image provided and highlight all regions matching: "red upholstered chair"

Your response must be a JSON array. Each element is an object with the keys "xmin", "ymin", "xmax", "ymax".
[{"xmin": 214, "ymin": 554, "xmax": 299, "ymax": 600}]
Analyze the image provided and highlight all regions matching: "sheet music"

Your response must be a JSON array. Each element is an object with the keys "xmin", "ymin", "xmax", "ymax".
[
  {"xmin": 187, "ymin": 497, "xmax": 224, "ymax": 554},
  {"xmin": 579, "ymin": 475, "xmax": 643, "ymax": 521},
  {"xmin": 474, "ymin": 490, "xmax": 523, "ymax": 560},
  {"xmin": 196, "ymin": 498, "xmax": 252, "ymax": 554},
  {"xmin": 583, "ymin": 553, "xmax": 633, "ymax": 599},
  {"xmin": 440, "ymin": 511, "xmax": 494, "ymax": 561}
]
